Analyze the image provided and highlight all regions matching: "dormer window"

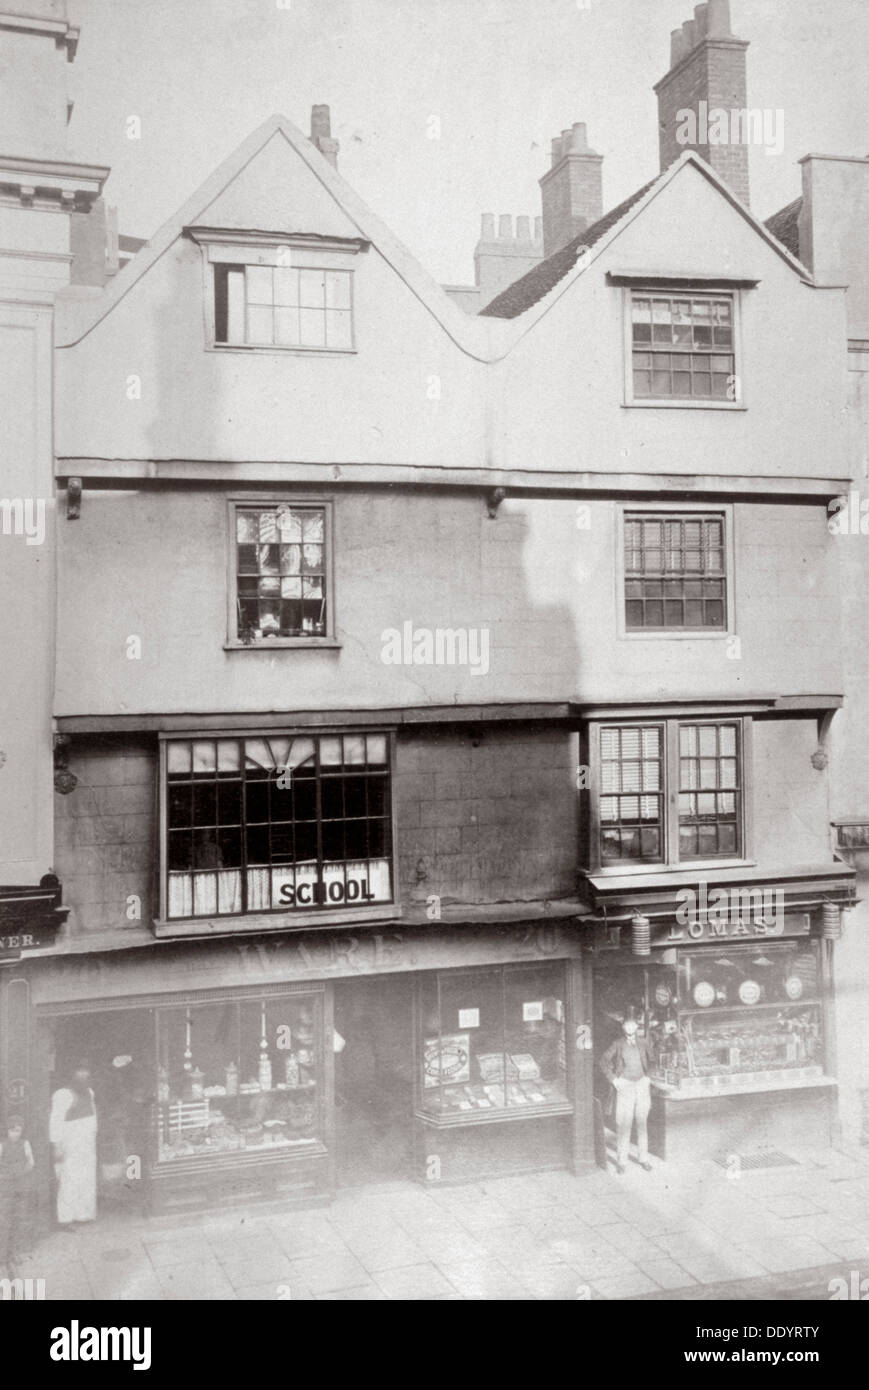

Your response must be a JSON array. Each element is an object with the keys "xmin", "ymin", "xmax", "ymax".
[
  {"xmin": 609, "ymin": 273, "xmax": 754, "ymax": 409},
  {"xmin": 186, "ymin": 227, "xmax": 367, "ymax": 354},
  {"xmin": 214, "ymin": 264, "xmax": 353, "ymax": 349},
  {"xmin": 631, "ymin": 292, "xmax": 734, "ymax": 401}
]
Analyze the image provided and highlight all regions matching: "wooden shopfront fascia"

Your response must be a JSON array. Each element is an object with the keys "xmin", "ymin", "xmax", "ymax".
[{"xmin": 18, "ymin": 914, "xmax": 599, "ymax": 1195}]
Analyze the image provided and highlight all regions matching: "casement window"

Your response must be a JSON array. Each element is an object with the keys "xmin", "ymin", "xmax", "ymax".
[
  {"xmin": 186, "ymin": 227, "xmax": 366, "ymax": 354},
  {"xmin": 162, "ymin": 732, "xmax": 393, "ymax": 921},
  {"xmin": 600, "ymin": 725, "xmax": 665, "ymax": 863},
  {"xmin": 229, "ymin": 501, "xmax": 331, "ymax": 645},
  {"xmin": 595, "ymin": 718, "xmax": 744, "ymax": 868},
  {"xmin": 214, "ymin": 264, "xmax": 353, "ymax": 350},
  {"xmin": 624, "ymin": 511, "xmax": 727, "ymax": 631},
  {"xmin": 630, "ymin": 291, "xmax": 735, "ymax": 402}
]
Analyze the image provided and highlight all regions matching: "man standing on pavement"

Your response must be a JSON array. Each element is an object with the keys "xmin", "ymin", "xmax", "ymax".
[{"xmin": 600, "ymin": 1013, "xmax": 653, "ymax": 1174}]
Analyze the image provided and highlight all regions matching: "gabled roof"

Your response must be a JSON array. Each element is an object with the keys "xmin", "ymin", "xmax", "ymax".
[
  {"xmin": 56, "ymin": 113, "xmax": 494, "ymax": 358},
  {"xmin": 479, "ymin": 178, "xmax": 657, "ymax": 319},
  {"xmin": 764, "ymin": 196, "xmax": 803, "ymax": 261},
  {"xmin": 478, "ymin": 152, "xmax": 815, "ymax": 323},
  {"xmin": 56, "ymin": 138, "xmax": 817, "ymax": 359}
]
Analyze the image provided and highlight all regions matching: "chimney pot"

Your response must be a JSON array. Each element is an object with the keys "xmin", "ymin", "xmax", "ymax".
[
  {"xmin": 550, "ymin": 137, "xmax": 562, "ymax": 167},
  {"xmin": 498, "ymin": 214, "xmax": 512, "ymax": 239},
  {"xmin": 480, "ymin": 213, "xmax": 495, "ymax": 240},
  {"xmin": 515, "ymin": 215, "xmax": 531, "ymax": 240},
  {"xmin": 310, "ymin": 103, "xmax": 331, "ymax": 140},
  {"xmin": 539, "ymin": 120, "xmax": 603, "ymax": 256},
  {"xmin": 569, "ymin": 121, "xmax": 589, "ymax": 152},
  {"xmin": 706, "ymin": 0, "xmax": 731, "ymax": 36},
  {"xmin": 656, "ymin": 0, "xmax": 748, "ymax": 205},
  {"xmin": 310, "ymin": 103, "xmax": 339, "ymax": 168}
]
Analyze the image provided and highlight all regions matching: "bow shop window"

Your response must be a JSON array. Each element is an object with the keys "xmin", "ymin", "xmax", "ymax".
[{"xmin": 162, "ymin": 732, "xmax": 394, "ymax": 920}]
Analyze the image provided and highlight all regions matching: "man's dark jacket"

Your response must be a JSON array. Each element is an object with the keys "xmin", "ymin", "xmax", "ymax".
[{"xmin": 600, "ymin": 1034, "xmax": 650, "ymax": 1084}]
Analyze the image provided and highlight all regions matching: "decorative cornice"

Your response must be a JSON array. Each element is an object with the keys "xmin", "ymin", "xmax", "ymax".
[
  {"xmin": 52, "ymin": 460, "xmax": 852, "ymax": 503},
  {"xmin": 0, "ymin": 10, "xmax": 79, "ymax": 60},
  {"xmin": 0, "ymin": 153, "xmax": 109, "ymax": 211},
  {"xmin": 185, "ymin": 225, "xmax": 370, "ymax": 254}
]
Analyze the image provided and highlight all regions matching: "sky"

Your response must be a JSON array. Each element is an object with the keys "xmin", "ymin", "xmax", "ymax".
[{"xmin": 65, "ymin": 0, "xmax": 869, "ymax": 285}]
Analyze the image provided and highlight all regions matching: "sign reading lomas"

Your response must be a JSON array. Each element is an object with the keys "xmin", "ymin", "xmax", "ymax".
[{"xmin": 659, "ymin": 912, "xmax": 812, "ymax": 945}]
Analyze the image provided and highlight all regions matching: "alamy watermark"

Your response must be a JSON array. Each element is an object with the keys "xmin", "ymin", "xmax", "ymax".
[
  {"xmin": 381, "ymin": 622, "xmax": 490, "ymax": 676},
  {"xmin": 0, "ymin": 498, "xmax": 45, "ymax": 546},
  {"xmin": 676, "ymin": 101, "xmax": 784, "ymax": 157},
  {"xmin": 0, "ymin": 1276, "xmax": 45, "ymax": 1300},
  {"xmin": 676, "ymin": 883, "xmax": 784, "ymax": 931}
]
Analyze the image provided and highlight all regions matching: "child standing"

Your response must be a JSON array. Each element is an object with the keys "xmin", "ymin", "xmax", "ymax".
[{"xmin": 0, "ymin": 1115, "xmax": 35, "ymax": 1271}]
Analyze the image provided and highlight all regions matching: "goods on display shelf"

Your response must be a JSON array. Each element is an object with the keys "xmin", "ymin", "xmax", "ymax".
[
  {"xmin": 649, "ymin": 1007, "xmax": 822, "ymax": 1088},
  {"xmin": 421, "ymin": 1077, "xmax": 567, "ymax": 1116}
]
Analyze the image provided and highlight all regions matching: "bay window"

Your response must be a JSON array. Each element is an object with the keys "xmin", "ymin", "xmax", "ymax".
[
  {"xmin": 162, "ymin": 731, "xmax": 394, "ymax": 921},
  {"xmin": 591, "ymin": 717, "xmax": 745, "ymax": 869}
]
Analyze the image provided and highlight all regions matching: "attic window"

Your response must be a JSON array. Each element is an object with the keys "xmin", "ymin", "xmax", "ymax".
[
  {"xmin": 214, "ymin": 263, "xmax": 353, "ymax": 350},
  {"xmin": 629, "ymin": 290, "xmax": 738, "ymax": 404}
]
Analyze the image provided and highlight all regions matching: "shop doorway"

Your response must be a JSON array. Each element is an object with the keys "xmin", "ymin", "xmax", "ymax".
[
  {"xmin": 45, "ymin": 1008, "xmax": 155, "ymax": 1219},
  {"xmin": 592, "ymin": 963, "xmax": 666, "ymax": 1165},
  {"xmin": 332, "ymin": 976, "xmax": 414, "ymax": 1187}
]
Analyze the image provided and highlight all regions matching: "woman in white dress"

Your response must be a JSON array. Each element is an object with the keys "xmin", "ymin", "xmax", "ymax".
[{"xmin": 49, "ymin": 1063, "xmax": 98, "ymax": 1226}]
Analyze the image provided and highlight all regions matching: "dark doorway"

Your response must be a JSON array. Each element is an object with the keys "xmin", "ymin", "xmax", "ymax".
[
  {"xmin": 46, "ymin": 1008, "xmax": 155, "ymax": 1217},
  {"xmin": 332, "ymin": 976, "xmax": 413, "ymax": 1186}
]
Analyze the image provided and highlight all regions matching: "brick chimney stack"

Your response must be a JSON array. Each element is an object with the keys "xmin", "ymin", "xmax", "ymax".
[
  {"xmin": 310, "ymin": 104, "xmax": 339, "ymax": 168},
  {"xmin": 654, "ymin": 0, "xmax": 750, "ymax": 206},
  {"xmin": 473, "ymin": 213, "xmax": 543, "ymax": 305},
  {"xmin": 538, "ymin": 122, "xmax": 603, "ymax": 258}
]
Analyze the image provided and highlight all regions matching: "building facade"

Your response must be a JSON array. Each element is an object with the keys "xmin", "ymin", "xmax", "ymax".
[{"xmin": 1, "ymin": 0, "xmax": 865, "ymax": 1222}]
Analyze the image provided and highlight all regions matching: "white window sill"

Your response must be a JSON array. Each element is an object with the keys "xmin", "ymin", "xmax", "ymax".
[
  {"xmin": 209, "ymin": 343, "xmax": 356, "ymax": 358},
  {"xmin": 622, "ymin": 399, "xmax": 746, "ymax": 411},
  {"xmin": 619, "ymin": 629, "xmax": 732, "ymax": 641},
  {"xmin": 153, "ymin": 901, "xmax": 400, "ymax": 938},
  {"xmin": 589, "ymin": 860, "xmax": 755, "ymax": 879},
  {"xmin": 224, "ymin": 638, "xmax": 342, "ymax": 651}
]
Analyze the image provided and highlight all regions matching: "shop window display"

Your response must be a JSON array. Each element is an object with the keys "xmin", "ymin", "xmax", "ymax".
[
  {"xmin": 642, "ymin": 943, "xmax": 825, "ymax": 1095},
  {"xmin": 155, "ymin": 994, "xmax": 322, "ymax": 1163},
  {"xmin": 417, "ymin": 964, "xmax": 569, "ymax": 1120}
]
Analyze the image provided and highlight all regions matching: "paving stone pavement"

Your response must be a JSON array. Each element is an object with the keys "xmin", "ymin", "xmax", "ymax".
[{"xmin": 6, "ymin": 1144, "xmax": 869, "ymax": 1301}]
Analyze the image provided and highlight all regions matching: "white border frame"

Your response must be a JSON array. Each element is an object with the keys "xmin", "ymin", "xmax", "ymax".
[
  {"xmin": 225, "ymin": 494, "xmax": 338, "ymax": 650},
  {"xmin": 614, "ymin": 499, "xmax": 737, "ymax": 642},
  {"xmin": 587, "ymin": 713, "xmax": 753, "ymax": 877},
  {"xmin": 621, "ymin": 286, "xmax": 746, "ymax": 410},
  {"xmin": 157, "ymin": 726, "xmax": 400, "ymax": 932},
  {"xmin": 199, "ymin": 241, "xmax": 358, "ymax": 357}
]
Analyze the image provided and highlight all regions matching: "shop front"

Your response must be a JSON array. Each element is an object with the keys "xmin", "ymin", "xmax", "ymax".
[
  {"xmin": 586, "ymin": 868, "xmax": 855, "ymax": 1164},
  {"xmin": 415, "ymin": 960, "xmax": 577, "ymax": 1183},
  {"xmin": 19, "ymin": 917, "xmax": 593, "ymax": 1223}
]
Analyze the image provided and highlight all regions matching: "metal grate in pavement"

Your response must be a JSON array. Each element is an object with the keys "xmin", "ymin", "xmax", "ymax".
[{"xmin": 712, "ymin": 1147, "xmax": 800, "ymax": 1171}]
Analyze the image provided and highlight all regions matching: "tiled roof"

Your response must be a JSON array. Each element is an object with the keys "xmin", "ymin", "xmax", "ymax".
[
  {"xmin": 478, "ymin": 176, "xmax": 658, "ymax": 320},
  {"xmin": 764, "ymin": 196, "xmax": 802, "ymax": 260}
]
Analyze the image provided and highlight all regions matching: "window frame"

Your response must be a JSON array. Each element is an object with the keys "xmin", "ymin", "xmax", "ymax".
[
  {"xmin": 615, "ymin": 501, "xmax": 736, "ymax": 640},
  {"xmin": 586, "ymin": 714, "xmax": 752, "ymax": 875},
  {"xmin": 156, "ymin": 727, "xmax": 400, "ymax": 934},
  {"xmin": 621, "ymin": 287, "xmax": 746, "ymax": 410},
  {"xmin": 191, "ymin": 231, "xmax": 363, "ymax": 357},
  {"xmin": 413, "ymin": 962, "xmax": 573, "ymax": 1125},
  {"xmin": 225, "ymin": 496, "xmax": 338, "ymax": 650}
]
